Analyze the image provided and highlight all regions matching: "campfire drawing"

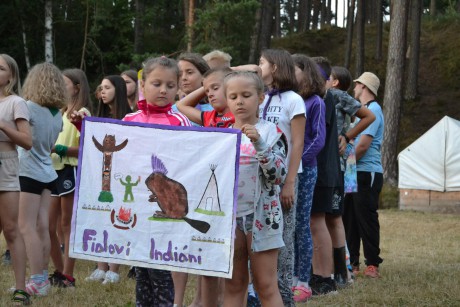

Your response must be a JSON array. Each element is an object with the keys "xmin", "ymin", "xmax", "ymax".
[
  {"xmin": 117, "ymin": 207, "xmax": 133, "ymax": 224},
  {"xmin": 111, "ymin": 207, "xmax": 137, "ymax": 230},
  {"xmin": 145, "ymin": 154, "xmax": 211, "ymax": 234}
]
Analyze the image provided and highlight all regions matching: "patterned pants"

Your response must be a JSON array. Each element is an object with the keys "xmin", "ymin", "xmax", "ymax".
[
  {"xmin": 277, "ymin": 176, "xmax": 298, "ymax": 307},
  {"xmin": 294, "ymin": 166, "xmax": 317, "ymax": 283},
  {"xmin": 135, "ymin": 267, "xmax": 174, "ymax": 307}
]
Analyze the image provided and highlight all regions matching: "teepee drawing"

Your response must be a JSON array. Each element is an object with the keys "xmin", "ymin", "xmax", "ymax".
[{"xmin": 195, "ymin": 165, "xmax": 225, "ymax": 216}]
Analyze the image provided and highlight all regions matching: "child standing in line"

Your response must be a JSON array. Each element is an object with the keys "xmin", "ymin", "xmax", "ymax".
[
  {"xmin": 0, "ymin": 53, "xmax": 32, "ymax": 305},
  {"xmin": 177, "ymin": 67, "xmax": 233, "ymax": 307},
  {"xmin": 291, "ymin": 54, "xmax": 326, "ymax": 302},
  {"xmin": 85, "ymin": 75, "xmax": 131, "ymax": 284},
  {"xmin": 121, "ymin": 70, "xmax": 139, "ymax": 111},
  {"xmin": 48, "ymin": 68, "xmax": 92, "ymax": 288},
  {"xmin": 177, "ymin": 67, "xmax": 234, "ymax": 128},
  {"xmin": 123, "ymin": 57, "xmax": 191, "ymax": 307},
  {"xmin": 223, "ymin": 71, "xmax": 286, "ymax": 307},
  {"xmin": 17, "ymin": 63, "xmax": 67, "ymax": 297},
  {"xmin": 258, "ymin": 49, "xmax": 306, "ymax": 307}
]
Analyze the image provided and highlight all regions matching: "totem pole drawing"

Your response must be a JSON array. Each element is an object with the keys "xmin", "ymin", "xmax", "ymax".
[{"xmin": 92, "ymin": 135, "xmax": 128, "ymax": 202}]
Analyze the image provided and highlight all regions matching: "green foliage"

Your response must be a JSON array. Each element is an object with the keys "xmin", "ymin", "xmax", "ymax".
[{"xmin": 192, "ymin": 0, "xmax": 259, "ymax": 65}]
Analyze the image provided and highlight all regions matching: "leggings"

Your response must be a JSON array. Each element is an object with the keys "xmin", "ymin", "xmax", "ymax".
[{"xmin": 135, "ymin": 267, "xmax": 174, "ymax": 307}]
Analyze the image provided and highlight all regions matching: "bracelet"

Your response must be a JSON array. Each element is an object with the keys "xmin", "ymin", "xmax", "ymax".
[
  {"xmin": 54, "ymin": 144, "xmax": 69, "ymax": 158},
  {"xmin": 341, "ymin": 132, "xmax": 350, "ymax": 143}
]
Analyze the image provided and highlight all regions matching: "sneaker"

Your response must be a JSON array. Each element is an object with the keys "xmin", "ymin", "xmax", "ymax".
[
  {"xmin": 311, "ymin": 276, "xmax": 337, "ymax": 296},
  {"xmin": 26, "ymin": 279, "xmax": 51, "ymax": 296},
  {"xmin": 102, "ymin": 271, "xmax": 120, "ymax": 284},
  {"xmin": 2, "ymin": 250, "xmax": 11, "ymax": 265},
  {"xmin": 85, "ymin": 269, "xmax": 106, "ymax": 282},
  {"xmin": 49, "ymin": 270, "xmax": 65, "ymax": 287},
  {"xmin": 293, "ymin": 285, "xmax": 312, "ymax": 302},
  {"xmin": 364, "ymin": 265, "xmax": 380, "ymax": 278},
  {"xmin": 62, "ymin": 275, "xmax": 76, "ymax": 288}
]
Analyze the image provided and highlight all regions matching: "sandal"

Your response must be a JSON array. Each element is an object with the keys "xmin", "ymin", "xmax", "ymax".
[{"xmin": 12, "ymin": 289, "xmax": 31, "ymax": 305}]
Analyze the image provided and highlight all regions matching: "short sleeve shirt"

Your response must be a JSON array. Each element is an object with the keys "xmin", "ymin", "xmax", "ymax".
[
  {"xmin": 201, "ymin": 110, "xmax": 235, "ymax": 128},
  {"xmin": 0, "ymin": 95, "xmax": 30, "ymax": 143},
  {"xmin": 259, "ymin": 90, "xmax": 306, "ymax": 171},
  {"xmin": 355, "ymin": 101, "xmax": 384, "ymax": 173}
]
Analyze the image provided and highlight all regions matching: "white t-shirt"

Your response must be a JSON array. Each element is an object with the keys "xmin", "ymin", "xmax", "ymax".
[{"xmin": 259, "ymin": 90, "xmax": 305, "ymax": 172}]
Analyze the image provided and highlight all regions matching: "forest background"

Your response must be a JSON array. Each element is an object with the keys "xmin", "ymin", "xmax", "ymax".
[{"xmin": 1, "ymin": 0, "xmax": 460, "ymax": 195}]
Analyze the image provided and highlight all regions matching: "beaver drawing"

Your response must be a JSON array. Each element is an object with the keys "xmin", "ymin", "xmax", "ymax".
[{"xmin": 146, "ymin": 154, "xmax": 210, "ymax": 234}]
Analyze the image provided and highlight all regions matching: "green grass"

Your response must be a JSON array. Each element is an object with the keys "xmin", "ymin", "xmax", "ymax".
[{"xmin": 1, "ymin": 210, "xmax": 459, "ymax": 306}]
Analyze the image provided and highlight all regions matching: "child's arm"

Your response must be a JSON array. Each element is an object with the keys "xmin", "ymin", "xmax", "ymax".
[
  {"xmin": 0, "ymin": 118, "xmax": 32, "ymax": 150},
  {"xmin": 242, "ymin": 125, "xmax": 287, "ymax": 185},
  {"xmin": 176, "ymin": 87, "xmax": 206, "ymax": 125}
]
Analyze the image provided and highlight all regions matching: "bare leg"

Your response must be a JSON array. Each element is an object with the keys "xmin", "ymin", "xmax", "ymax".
[
  {"xmin": 223, "ymin": 229, "xmax": 249, "ymax": 307},
  {"xmin": 18, "ymin": 192, "xmax": 43, "ymax": 276},
  {"xmin": 173, "ymin": 272, "xmax": 189, "ymax": 306},
  {"xmin": 249, "ymin": 236, "xmax": 283, "ymax": 307},
  {"xmin": 326, "ymin": 214, "xmax": 346, "ymax": 248},
  {"xmin": 0, "ymin": 191, "xmax": 27, "ymax": 291},
  {"xmin": 188, "ymin": 275, "xmax": 202, "ymax": 307},
  {"xmin": 37, "ymin": 190, "xmax": 52, "ymax": 274},
  {"xmin": 61, "ymin": 193, "xmax": 76, "ymax": 276},
  {"xmin": 49, "ymin": 196, "xmax": 63, "ymax": 272},
  {"xmin": 311, "ymin": 212, "xmax": 333, "ymax": 277},
  {"xmin": 201, "ymin": 276, "xmax": 219, "ymax": 307},
  {"xmin": 109, "ymin": 263, "xmax": 120, "ymax": 273}
]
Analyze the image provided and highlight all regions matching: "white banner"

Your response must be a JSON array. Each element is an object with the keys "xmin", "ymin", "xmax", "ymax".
[{"xmin": 70, "ymin": 117, "xmax": 240, "ymax": 278}]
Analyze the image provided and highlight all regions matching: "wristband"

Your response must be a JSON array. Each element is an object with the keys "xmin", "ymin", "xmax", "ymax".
[
  {"xmin": 341, "ymin": 132, "xmax": 350, "ymax": 143},
  {"xmin": 54, "ymin": 144, "xmax": 69, "ymax": 158}
]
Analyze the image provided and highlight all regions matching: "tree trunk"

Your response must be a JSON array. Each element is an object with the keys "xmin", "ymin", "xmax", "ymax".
[
  {"xmin": 312, "ymin": 0, "xmax": 321, "ymax": 29},
  {"xmin": 382, "ymin": 0, "xmax": 410, "ymax": 186},
  {"xmin": 298, "ymin": 0, "xmax": 308, "ymax": 32},
  {"xmin": 404, "ymin": 0, "xmax": 422, "ymax": 100},
  {"xmin": 375, "ymin": 0, "xmax": 383, "ymax": 60},
  {"xmin": 15, "ymin": 0, "xmax": 30, "ymax": 70},
  {"xmin": 335, "ymin": 0, "xmax": 339, "ymax": 26},
  {"xmin": 355, "ymin": 0, "xmax": 365, "ymax": 77},
  {"xmin": 44, "ymin": 0, "xmax": 53, "ymax": 63},
  {"xmin": 430, "ymin": 0, "xmax": 436, "ymax": 16},
  {"xmin": 258, "ymin": 0, "xmax": 274, "ymax": 51},
  {"xmin": 248, "ymin": 4, "xmax": 262, "ymax": 63},
  {"xmin": 134, "ymin": 0, "xmax": 145, "ymax": 54},
  {"xmin": 306, "ymin": 0, "xmax": 312, "ymax": 30},
  {"xmin": 80, "ymin": 0, "xmax": 90, "ymax": 70},
  {"xmin": 187, "ymin": 0, "xmax": 195, "ymax": 52},
  {"xmin": 344, "ymin": 0, "xmax": 355, "ymax": 69},
  {"xmin": 274, "ymin": 0, "xmax": 281, "ymax": 37},
  {"xmin": 320, "ymin": 0, "xmax": 327, "ymax": 27}
]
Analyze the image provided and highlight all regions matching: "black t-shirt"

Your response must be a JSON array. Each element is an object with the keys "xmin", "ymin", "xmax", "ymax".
[{"xmin": 315, "ymin": 90, "xmax": 341, "ymax": 187}]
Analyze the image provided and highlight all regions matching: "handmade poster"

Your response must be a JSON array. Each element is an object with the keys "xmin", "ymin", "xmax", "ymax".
[{"xmin": 70, "ymin": 117, "xmax": 241, "ymax": 278}]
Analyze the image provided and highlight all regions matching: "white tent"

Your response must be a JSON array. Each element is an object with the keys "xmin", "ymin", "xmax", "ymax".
[
  {"xmin": 398, "ymin": 116, "xmax": 460, "ymax": 214},
  {"xmin": 398, "ymin": 116, "xmax": 460, "ymax": 192}
]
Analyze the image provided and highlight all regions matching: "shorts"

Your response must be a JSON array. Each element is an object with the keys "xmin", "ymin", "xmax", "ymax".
[
  {"xmin": 0, "ymin": 151, "xmax": 20, "ymax": 192},
  {"xmin": 330, "ymin": 184, "xmax": 345, "ymax": 216},
  {"xmin": 236, "ymin": 213, "xmax": 254, "ymax": 235},
  {"xmin": 51, "ymin": 165, "xmax": 77, "ymax": 196},
  {"xmin": 311, "ymin": 186, "xmax": 335, "ymax": 214},
  {"xmin": 20, "ymin": 176, "xmax": 57, "ymax": 195}
]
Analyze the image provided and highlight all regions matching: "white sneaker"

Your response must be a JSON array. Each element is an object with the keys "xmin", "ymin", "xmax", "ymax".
[
  {"xmin": 102, "ymin": 271, "xmax": 120, "ymax": 284},
  {"xmin": 85, "ymin": 269, "xmax": 106, "ymax": 282}
]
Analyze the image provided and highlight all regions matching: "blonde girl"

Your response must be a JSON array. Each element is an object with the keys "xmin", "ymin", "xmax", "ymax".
[
  {"xmin": 0, "ymin": 54, "xmax": 32, "ymax": 305},
  {"xmin": 223, "ymin": 71, "xmax": 286, "ymax": 307},
  {"xmin": 18, "ymin": 63, "xmax": 67, "ymax": 297}
]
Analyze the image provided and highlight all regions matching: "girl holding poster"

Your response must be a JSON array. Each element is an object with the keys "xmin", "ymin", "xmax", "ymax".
[
  {"xmin": 123, "ymin": 56, "xmax": 191, "ymax": 306},
  {"xmin": 222, "ymin": 71, "xmax": 286, "ymax": 307}
]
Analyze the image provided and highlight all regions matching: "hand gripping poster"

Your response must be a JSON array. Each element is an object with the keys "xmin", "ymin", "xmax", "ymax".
[{"xmin": 70, "ymin": 117, "xmax": 241, "ymax": 278}]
